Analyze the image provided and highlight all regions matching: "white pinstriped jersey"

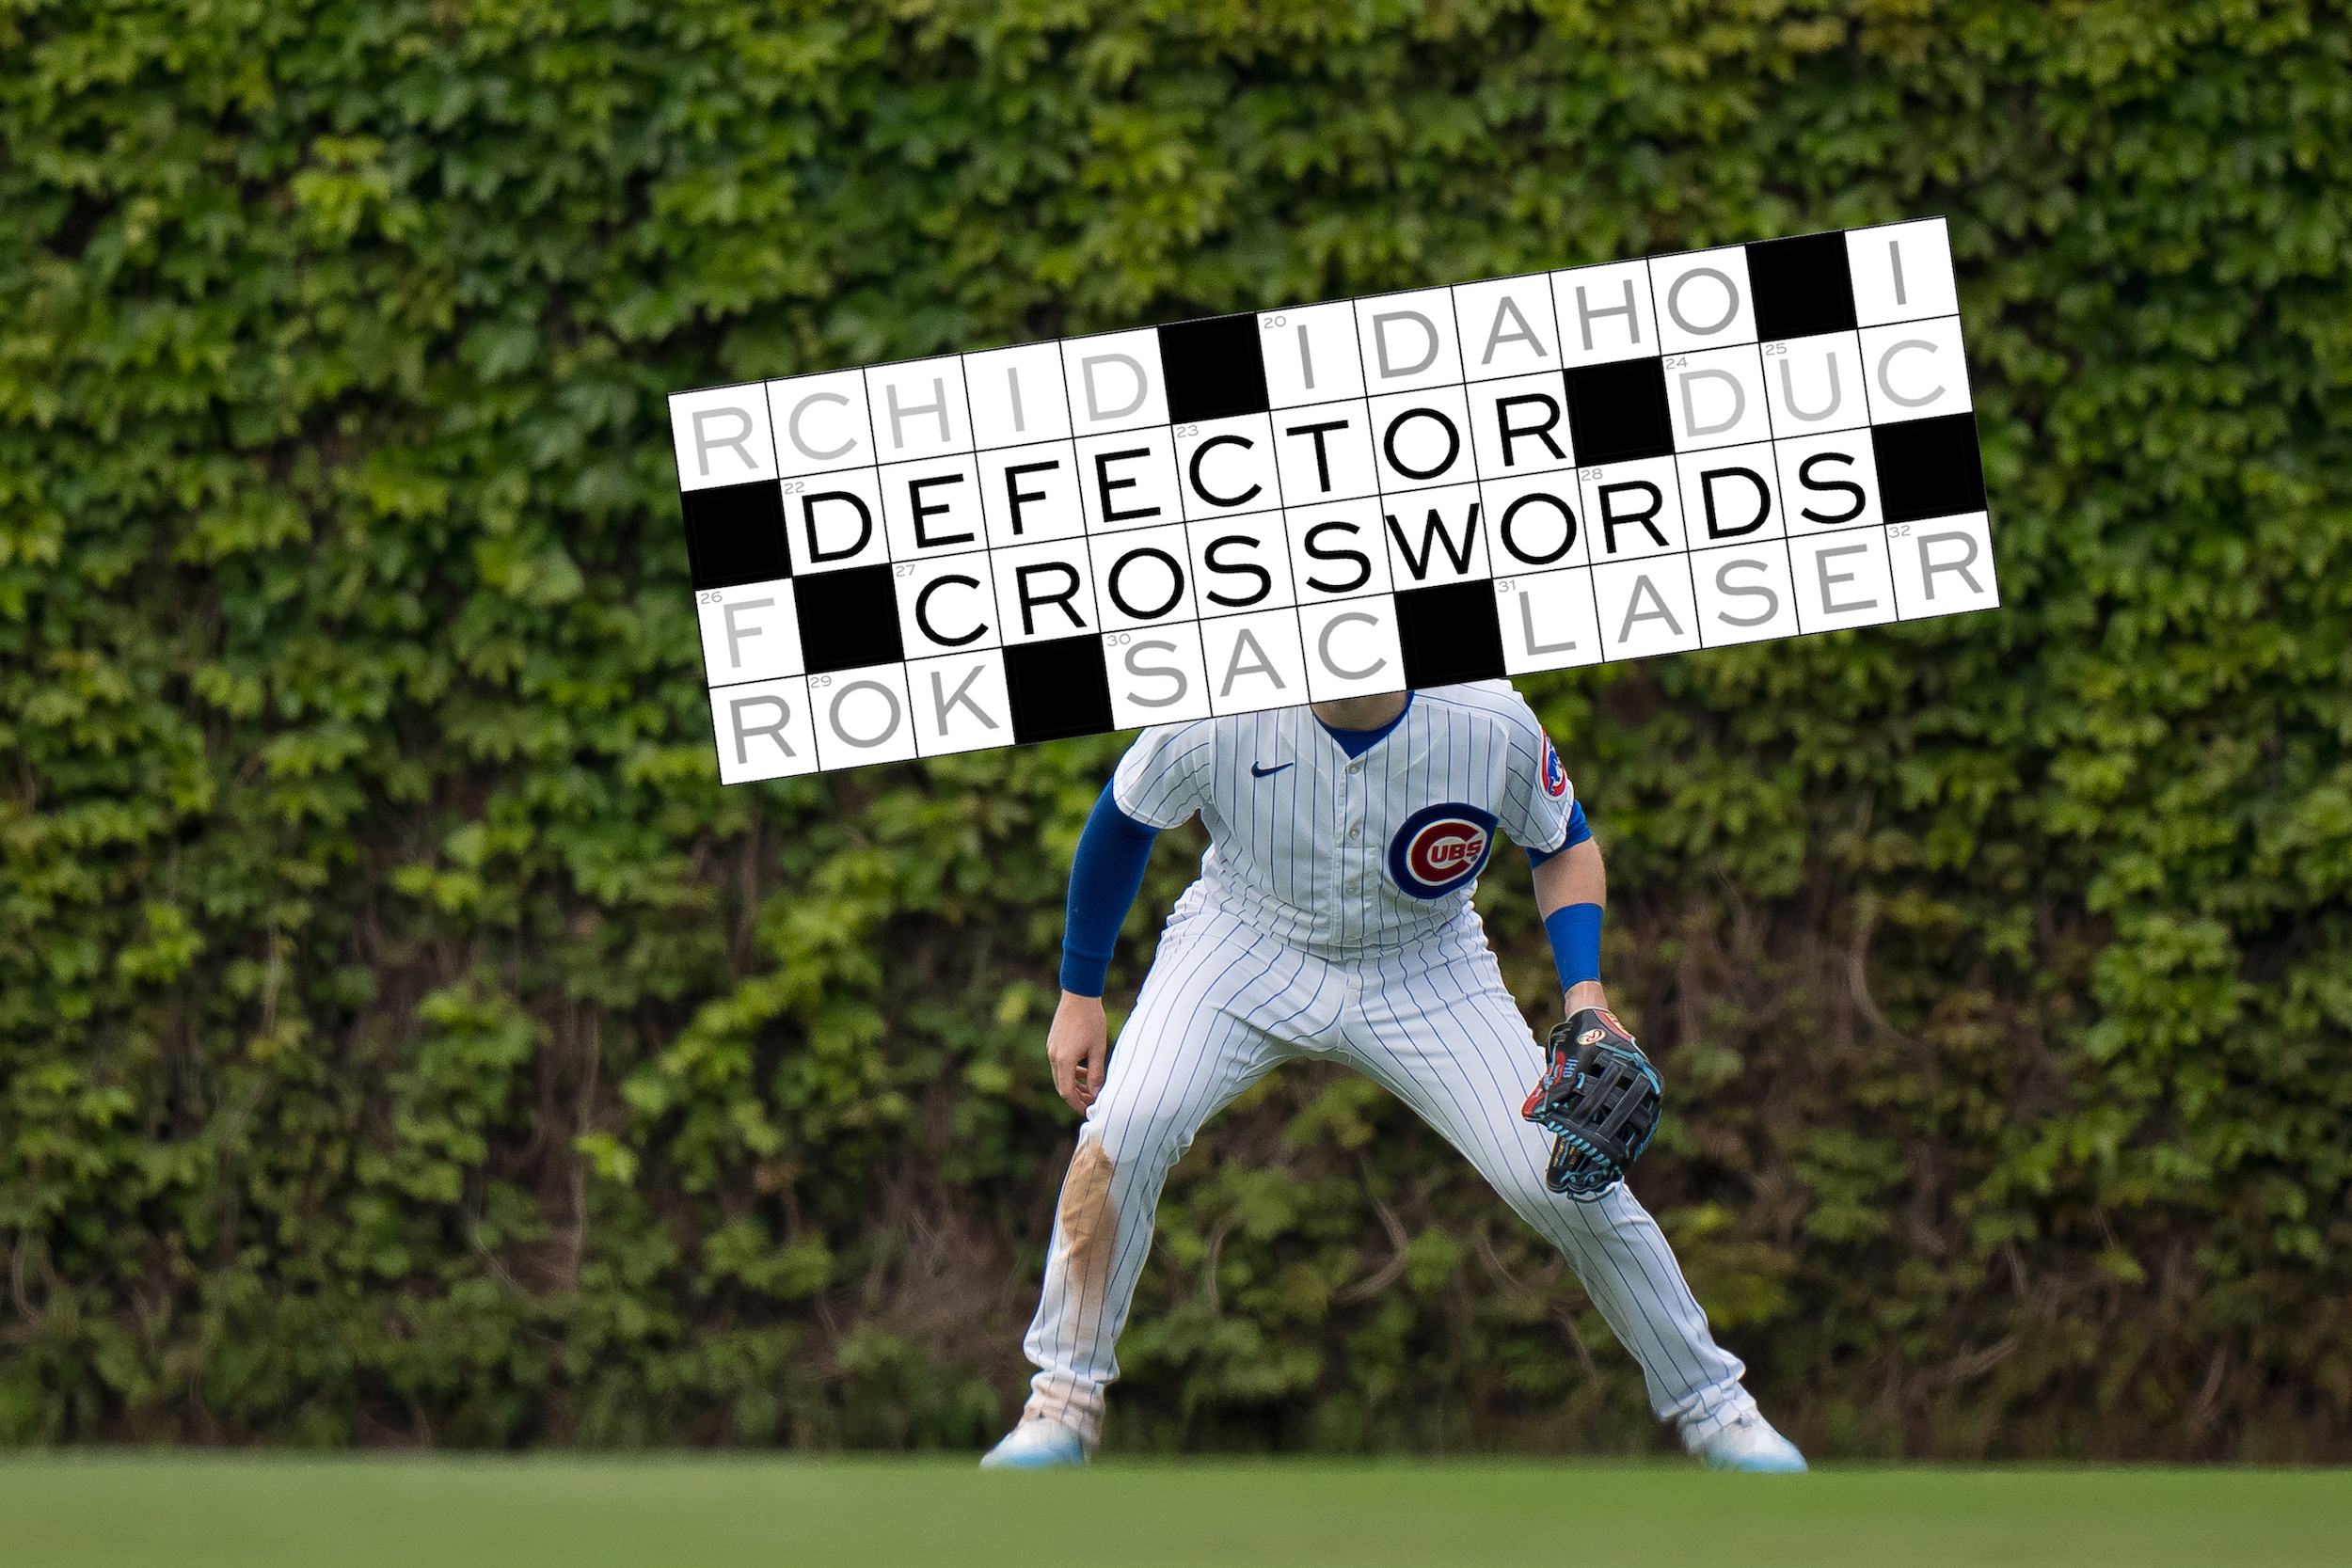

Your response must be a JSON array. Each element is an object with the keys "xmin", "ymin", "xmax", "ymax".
[{"xmin": 1108, "ymin": 680, "xmax": 1576, "ymax": 953}]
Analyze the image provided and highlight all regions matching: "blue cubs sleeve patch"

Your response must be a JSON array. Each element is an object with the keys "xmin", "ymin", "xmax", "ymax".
[
  {"xmin": 1388, "ymin": 802, "xmax": 1501, "ymax": 899},
  {"xmin": 1540, "ymin": 735, "xmax": 1569, "ymax": 800}
]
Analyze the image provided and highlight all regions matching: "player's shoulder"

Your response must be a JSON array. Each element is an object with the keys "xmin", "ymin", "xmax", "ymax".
[
  {"xmin": 1415, "ymin": 682, "xmax": 1573, "ymax": 808},
  {"xmin": 1412, "ymin": 679, "xmax": 1549, "ymax": 746},
  {"xmin": 1159, "ymin": 704, "xmax": 1311, "ymax": 742},
  {"xmin": 1114, "ymin": 716, "xmax": 1225, "ymax": 822},
  {"xmin": 1122, "ymin": 714, "xmax": 1220, "ymax": 764},
  {"xmin": 1120, "ymin": 710, "xmax": 1263, "ymax": 777}
]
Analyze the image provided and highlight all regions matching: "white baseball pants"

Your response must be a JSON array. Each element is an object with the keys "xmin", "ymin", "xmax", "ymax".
[{"xmin": 1019, "ymin": 900, "xmax": 1758, "ymax": 1448}]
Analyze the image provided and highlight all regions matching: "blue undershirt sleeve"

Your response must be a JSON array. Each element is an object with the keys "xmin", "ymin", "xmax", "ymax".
[{"xmin": 1057, "ymin": 783, "xmax": 1161, "ymax": 997}]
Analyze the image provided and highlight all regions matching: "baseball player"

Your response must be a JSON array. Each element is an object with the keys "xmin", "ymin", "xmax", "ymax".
[{"xmin": 978, "ymin": 682, "xmax": 1805, "ymax": 1472}]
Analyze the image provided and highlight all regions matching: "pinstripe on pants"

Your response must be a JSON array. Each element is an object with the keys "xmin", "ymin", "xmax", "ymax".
[{"xmin": 1019, "ymin": 897, "xmax": 1758, "ymax": 1448}]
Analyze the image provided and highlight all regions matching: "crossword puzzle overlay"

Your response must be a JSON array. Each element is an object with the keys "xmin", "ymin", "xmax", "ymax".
[{"xmin": 671, "ymin": 219, "xmax": 1994, "ymax": 783}]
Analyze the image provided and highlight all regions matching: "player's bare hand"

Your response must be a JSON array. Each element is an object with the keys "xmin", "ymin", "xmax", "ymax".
[
  {"xmin": 1048, "ymin": 991, "xmax": 1110, "ymax": 1115},
  {"xmin": 1564, "ymin": 979, "xmax": 1608, "ymax": 1016}
]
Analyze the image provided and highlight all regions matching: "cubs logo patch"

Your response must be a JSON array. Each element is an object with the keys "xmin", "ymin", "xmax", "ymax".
[
  {"xmin": 1540, "ymin": 735, "xmax": 1568, "ymax": 800},
  {"xmin": 1387, "ymin": 802, "xmax": 1500, "ymax": 899}
]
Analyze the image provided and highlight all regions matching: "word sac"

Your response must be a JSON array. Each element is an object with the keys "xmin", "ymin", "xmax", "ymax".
[{"xmin": 671, "ymin": 219, "xmax": 1994, "ymax": 783}]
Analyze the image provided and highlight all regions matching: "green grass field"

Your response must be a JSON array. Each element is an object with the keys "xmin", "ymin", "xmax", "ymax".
[{"xmin": 2, "ymin": 1455, "xmax": 2344, "ymax": 1567}]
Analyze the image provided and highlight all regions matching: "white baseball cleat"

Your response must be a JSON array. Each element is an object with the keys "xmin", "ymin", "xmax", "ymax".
[
  {"xmin": 977, "ymin": 1418, "xmax": 1090, "ymax": 1470},
  {"xmin": 1696, "ymin": 1412, "xmax": 1808, "ymax": 1472}
]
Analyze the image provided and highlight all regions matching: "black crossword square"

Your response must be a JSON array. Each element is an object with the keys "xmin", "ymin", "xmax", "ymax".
[
  {"xmin": 1004, "ymin": 636, "xmax": 1115, "ymax": 743},
  {"xmin": 794, "ymin": 564, "xmax": 903, "ymax": 673},
  {"xmin": 1873, "ymin": 412, "xmax": 1988, "ymax": 523},
  {"xmin": 1562, "ymin": 358, "xmax": 1675, "ymax": 466},
  {"xmin": 1395, "ymin": 581, "xmax": 1506, "ymax": 689},
  {"xmin": 1746, "ymin": 231, "xmax": 1858, "ymax": 342},
  {"xmin": 683, "ymin": 481, "xmax": 790, "ymax": 590},
  {"xmin": 1158, "ymin": 313, "xmax": 1271, "ymax": 424}
]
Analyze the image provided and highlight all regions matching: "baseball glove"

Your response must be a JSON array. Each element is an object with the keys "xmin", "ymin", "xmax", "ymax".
[{"xmin": 1519, "ymin": 1006, "xmax": 1663, "ymax": 1200}]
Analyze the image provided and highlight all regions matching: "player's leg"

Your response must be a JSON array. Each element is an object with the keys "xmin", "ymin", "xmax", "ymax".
[
  {"xmin": 1003, "ymin": 911, "xmax": 1342, "ymax": 1456},
  {"xmin": 1336, "ymin": 933, "xmax": 1774, "ymax": 1456}
]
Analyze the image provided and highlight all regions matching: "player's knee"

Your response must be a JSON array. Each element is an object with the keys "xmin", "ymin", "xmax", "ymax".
[
  {"xmin": 1497, "ymin": 1169, "xmax": 1566, "ymax": 1227},
  {"xmin": 1088, "ymin": 1095, "xmax": 1193, "ymax": 1174},
  {"xmin": 1495, "ymin": 1160, "xmax": 1613, "ymax": 1238},
  {"xmin": 1538, "ymin": 1183, "xmax": 1640, "ymax": 1252}
]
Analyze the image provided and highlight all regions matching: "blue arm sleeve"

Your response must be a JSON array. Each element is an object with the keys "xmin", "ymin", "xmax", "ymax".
[
  {"xmin": 1523, "ymin": 800, "xmax": 1591, "ymax": 868},
  {"xmin": 1544, "ymin": 902, "xmax": 1604, "ymax": 991},
  {"xmin": 1058, "ymin": 783, "xmax": 1160, "ymax": 997}
]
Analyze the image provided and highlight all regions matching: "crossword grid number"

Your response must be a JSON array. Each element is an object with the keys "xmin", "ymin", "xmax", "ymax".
[{"xmin": 672, "ymin": 218, "xmax": 1994, "ymax": 784}]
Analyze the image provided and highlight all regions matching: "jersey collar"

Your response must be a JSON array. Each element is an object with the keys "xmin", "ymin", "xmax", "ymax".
[{"xmin": 1312, "ymin": 691, "xmax": 1415, "ymax": 760}]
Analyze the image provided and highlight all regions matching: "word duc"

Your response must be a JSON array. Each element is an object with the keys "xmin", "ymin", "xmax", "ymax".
[{"xmin": 669, "ymin": 220, "xmax": 1994, "ymax": 781}]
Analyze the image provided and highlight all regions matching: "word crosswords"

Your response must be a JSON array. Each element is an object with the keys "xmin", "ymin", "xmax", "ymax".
[{"xmin": 670, "ymin": 219, "xmax": 1994, "ymax": 782}]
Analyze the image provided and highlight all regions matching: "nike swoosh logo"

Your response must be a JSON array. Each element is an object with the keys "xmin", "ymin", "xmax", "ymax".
[{"xmin": 1250, "ymin": 761, "xmax": 1293, "ymax": 779}]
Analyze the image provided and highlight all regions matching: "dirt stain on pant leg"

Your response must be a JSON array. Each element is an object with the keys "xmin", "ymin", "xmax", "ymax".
[
  {"xmin": 1023, "ymin": 1136, "xmax": 1120, "ymax": 1433},
  {"xmin": 1058, "ymin": 1136, "xmax": 1119, "ymax": 1317}
]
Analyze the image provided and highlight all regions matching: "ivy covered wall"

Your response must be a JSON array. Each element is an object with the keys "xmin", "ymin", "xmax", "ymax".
[{"xmin": 3, "ymin": 1, "xmax": 2348, "ymax": 1456}]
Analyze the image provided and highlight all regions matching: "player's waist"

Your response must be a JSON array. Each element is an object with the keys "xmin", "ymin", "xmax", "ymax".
[{"xmin": 1171, "ymin": 879, "xmax": 1483, "ymax": 959}]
